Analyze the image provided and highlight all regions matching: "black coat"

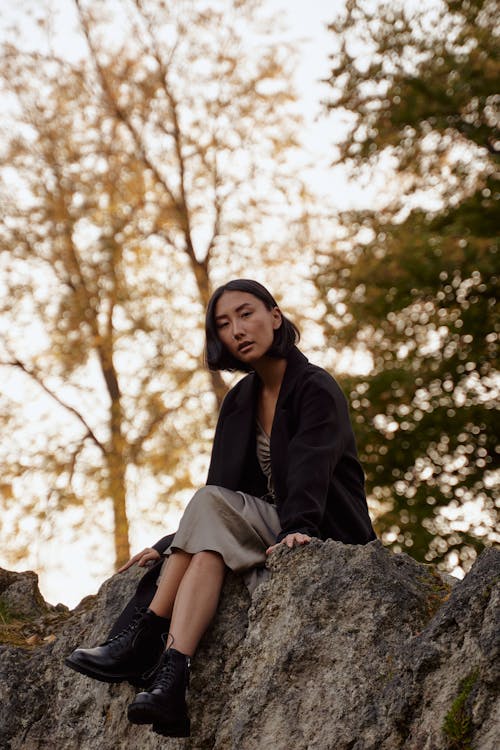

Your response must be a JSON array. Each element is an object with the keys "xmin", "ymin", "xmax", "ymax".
[
  {"xmin": 108, "ymin": 347, "xmax": 375, "ymax": 637},
  {"xmin": 206, "ymin": 346, "xmax": 375, "ymax": 544}
]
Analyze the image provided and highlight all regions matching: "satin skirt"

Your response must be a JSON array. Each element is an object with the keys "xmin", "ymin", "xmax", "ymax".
[{"xmin": 158, "ymin": 484, "xmax": 281, "ymax": 594}]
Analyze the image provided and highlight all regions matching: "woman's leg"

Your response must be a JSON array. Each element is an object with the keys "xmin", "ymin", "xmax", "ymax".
[
  {"xmin": 127, "ymin": 550, "xmax": 226, "ymax": 736},
  {"xmin": 148, "ymin": 550, "xmax": 192, "ymax": 618},
  {"xmin": 150, "ymin": 550, "xmax": 226, "ymax": 657}
]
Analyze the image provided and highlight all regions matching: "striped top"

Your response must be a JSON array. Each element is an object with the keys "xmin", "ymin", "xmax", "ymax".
[{"xmin": 256, "ymin": 420, "xmax": 276, "ymax": 499}]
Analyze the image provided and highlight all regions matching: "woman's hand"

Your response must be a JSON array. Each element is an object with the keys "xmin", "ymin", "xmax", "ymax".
[
  {"xmin": 266, "ymin": 532, "xmax": 312, "ymax": 555},
  {"xmin": 117, "ymin": 547, "xmax": 161, "ymax": 573}
]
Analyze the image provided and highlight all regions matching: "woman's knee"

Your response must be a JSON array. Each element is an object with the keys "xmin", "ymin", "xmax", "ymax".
[{"xmin": 190, "ymin": 550, "xmax": 225, "ymax": 572}]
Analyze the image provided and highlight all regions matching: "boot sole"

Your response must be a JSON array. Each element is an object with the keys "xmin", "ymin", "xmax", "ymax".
[
  {"xmin": 64, "ymin": 656, "xmax": 149, "ymax": 687},
  {"xmin": 127, "ymin": 703, "xmax": 190, "ymax": 737},
  {"xmin": 153, "ymin": 719, "xmax": 191, "ymax": 738}
]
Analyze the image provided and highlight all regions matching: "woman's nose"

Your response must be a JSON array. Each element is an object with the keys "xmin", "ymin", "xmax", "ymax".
[{"xmin": 232, "ymin": 320, "xmax": 245, "ymax": 339}]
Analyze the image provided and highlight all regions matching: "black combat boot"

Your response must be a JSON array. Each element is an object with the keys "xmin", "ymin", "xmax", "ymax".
[
  {"xmin": 65, "ymin": 607, "xmax": 170, "ymax": 687},
  {"xmin": 127, "ymin": 647, "xmax": 191, "ymax": 737}
]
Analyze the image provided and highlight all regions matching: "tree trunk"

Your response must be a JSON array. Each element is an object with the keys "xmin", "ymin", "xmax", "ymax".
[
  {"xmin": 189, "ymin": 254, "xmax": 228, "ymax": 409},
  {"xmin": 107, "ymin": 398, "xmax": 130, "ymax": 569}
]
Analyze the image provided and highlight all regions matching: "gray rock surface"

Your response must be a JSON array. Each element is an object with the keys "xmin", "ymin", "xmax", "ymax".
[{"xmin": 0, "ymin": 540, "xmax": 498, "ymax": 750}]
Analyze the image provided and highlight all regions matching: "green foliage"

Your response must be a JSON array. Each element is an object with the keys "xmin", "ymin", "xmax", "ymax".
[
  {"xmin": 326, "ymin": 0, "xmax": 498, "ymax": 178},
  {"xmin": 319, "ymin": 0, "xmax": 499, "ymax": 571},
  {"xmin": 442, "ymin": 670, "xmax": 479, "ymax": 749}
]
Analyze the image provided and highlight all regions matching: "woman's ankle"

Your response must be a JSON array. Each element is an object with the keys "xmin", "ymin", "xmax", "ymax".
[{"xmin": 148, "ymin": 603, "xmax": 172, "ymax": 619}]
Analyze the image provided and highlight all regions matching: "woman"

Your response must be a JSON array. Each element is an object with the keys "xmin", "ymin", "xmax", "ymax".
[{"xmin": 65, "ymin": 279, "xmax": 376, "ymax": 738}]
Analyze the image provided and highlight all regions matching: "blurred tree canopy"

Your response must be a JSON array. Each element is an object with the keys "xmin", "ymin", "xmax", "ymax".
[
  {"xmin": 317, "ymin": 0, "xmax": 499, "ymax": 571},
  {"xmin": 0, "ymin": 0, "xmax": 310, "ymax": 569}
]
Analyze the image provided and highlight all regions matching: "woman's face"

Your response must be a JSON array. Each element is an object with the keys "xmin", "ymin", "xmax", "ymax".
[{"xmin": 214, "ymin": 290, "xmax": 283, "ymax": 364}]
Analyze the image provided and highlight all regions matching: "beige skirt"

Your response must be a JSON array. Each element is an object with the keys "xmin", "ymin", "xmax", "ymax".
[{"xmin": 158, "ymin": 484, "xmax": 281, "ymax": 594}]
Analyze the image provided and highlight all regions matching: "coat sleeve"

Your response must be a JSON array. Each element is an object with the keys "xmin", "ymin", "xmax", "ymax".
[
  {"xmin": 152, "ymin": 533, "xmax": 176, "ymax": 555},
  {"xmin": 276, "ymin": 372, "xmax": 352, "ymax": 542},
  {"xmin": 205, "ymin": 393, "xmax": 229, "ymax": 485}
]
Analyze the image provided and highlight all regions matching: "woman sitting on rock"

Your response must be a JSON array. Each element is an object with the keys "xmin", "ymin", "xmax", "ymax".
[{"xmin": 65, "ymin": 278, "xmax": 376, "ymax": 738}]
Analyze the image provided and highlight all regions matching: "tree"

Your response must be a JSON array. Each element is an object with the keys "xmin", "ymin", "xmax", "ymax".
[
  {"xmin": 0, "ymin": 0, "xmax": 308, "ymax": 572},
  {"xmin": 316, "ymin": 0, "xmax": 499, "ymax": 571}
]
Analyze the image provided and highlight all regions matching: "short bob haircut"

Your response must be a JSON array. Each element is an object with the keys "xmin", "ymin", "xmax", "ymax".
[{"xmin": 205, "ymin": 279, "xmax": 300, "ymax": 372}]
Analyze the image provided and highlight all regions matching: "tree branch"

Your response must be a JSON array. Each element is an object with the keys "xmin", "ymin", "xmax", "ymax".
[
  {"xmin": 1, "ymin": 356, "xmax": 105, "ymax": 453},
  {"xmin": 129, "ymin": 0, "xmax": 199, "ymax": 259},
  {"xmin": 128, "ymin": 387, "xmax": 199, "ymax": 460},
  {"xmin": 74, "ymin": 0, "xmax": 181, "ymax": 247},
  {"xmin": 128, "ymin": 408, "xmax": 173, "ymax": 461}
]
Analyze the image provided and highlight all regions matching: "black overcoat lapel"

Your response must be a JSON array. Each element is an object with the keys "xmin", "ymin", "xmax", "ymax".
[
  {"xmin": 211, "ymin": 372, "xmax": 259, "ymax": 490},
  {"xmin": 269, "ymin": 347, "xmax": 309, "ymax": 501},
  {"xmin": 208, "ymin": 347, "xmax": 309, "ymax": 495}
]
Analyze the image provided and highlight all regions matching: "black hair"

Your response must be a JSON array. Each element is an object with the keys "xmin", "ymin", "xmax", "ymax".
[{"xmin": 205, "ymin": 279, "xmax": 300, "ymax": 372}]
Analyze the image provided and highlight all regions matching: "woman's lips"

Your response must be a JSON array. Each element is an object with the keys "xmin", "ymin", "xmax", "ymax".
[{"xmin": 238, "ymin": 342, "xmax": 254, "ymax": 353}]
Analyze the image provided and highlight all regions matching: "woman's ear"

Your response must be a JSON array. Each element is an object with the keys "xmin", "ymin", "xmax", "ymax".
[{"xmin": 272, "ymin": 307, "xmax": 283, "ymax": 329}]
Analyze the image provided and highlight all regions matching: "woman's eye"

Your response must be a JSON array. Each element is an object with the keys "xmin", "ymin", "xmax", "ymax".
[
  {"xmin": 241, "ymin": 311, "xmax": 252, "ymax": 318},
  {"xmin": 217, "ymin": 322, "xmax": 228, "ymax": 329}
]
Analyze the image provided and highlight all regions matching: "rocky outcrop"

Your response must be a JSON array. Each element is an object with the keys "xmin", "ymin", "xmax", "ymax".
[{"xmin": 0, "ymin": 540, "xmax": 498, "ymax": 750}]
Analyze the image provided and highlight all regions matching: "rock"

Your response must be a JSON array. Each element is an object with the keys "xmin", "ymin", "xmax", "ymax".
[
  {"xmin": 0, "ymin": 569, "xmax": 50, "ymax": 620},
  {"xmin": 0, "ymin": 540, "xmax": 498, "ymax": 750}
]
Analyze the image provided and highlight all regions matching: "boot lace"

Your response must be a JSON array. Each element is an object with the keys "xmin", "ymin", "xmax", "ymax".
[
  {"xmin": 150, "ymin": 653, "xmax": 177, "ymax": 692},
  {"xmin": 139, "ymin": 631, "xmax": 170, "ymax": 682},
  {"xmin": 101, "ymin": 607, "xmax": 147, "ymax": 653}
]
